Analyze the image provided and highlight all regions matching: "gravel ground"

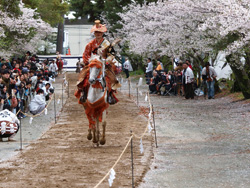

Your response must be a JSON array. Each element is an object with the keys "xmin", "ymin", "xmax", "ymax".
[
  {"xmin": 121, "ymin": 77, "xmax": 250, "ymax": 188},
  {"xmin": 0, "ymin": 74, "xmax": 68, "ymax": 162}
]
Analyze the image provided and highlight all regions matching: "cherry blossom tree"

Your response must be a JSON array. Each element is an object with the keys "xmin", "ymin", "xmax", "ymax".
[
  {"xmin": 0, "ymin": 1, "xmax": 53, "ymax": 57},
  {"xmin": 114, "ymin": 0, "xmax": 250, "ymax": 98}
]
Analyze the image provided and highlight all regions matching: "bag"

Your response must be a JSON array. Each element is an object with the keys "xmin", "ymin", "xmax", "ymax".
[{"xmin": 11, "ymin": 97, "xmax": 18, "ymax": 108}]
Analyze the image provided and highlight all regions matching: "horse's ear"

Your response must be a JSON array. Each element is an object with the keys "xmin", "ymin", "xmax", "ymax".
[{"xmin": 111, "ymin": 38, "xmax": 121, "ymax": 47}]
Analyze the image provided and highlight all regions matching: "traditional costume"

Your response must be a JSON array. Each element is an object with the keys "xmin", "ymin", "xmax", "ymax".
[
  {"xmin": 75, "ymin": 20, "xmax": 120, "ymax": 105},
  {"xmin": 0, "ymin": 109, "xmax": 20, "ymax": 141}
]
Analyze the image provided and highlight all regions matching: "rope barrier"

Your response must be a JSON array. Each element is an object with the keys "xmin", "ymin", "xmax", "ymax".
[
  {"xmin": 93, "ymin": 136, "xmax": 133, "ymax": 188},
  {"xmin": 93, "ymin": 87, "xmax": 155, "ymax": 187}
]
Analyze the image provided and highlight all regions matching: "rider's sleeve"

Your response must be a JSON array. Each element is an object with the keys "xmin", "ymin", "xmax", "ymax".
[{"xmin": 83, "ymin": 42, "xmax": 92, "ymax": 65}]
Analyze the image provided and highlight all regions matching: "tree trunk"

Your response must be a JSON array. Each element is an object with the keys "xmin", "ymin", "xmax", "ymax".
[
  {"xmin": 56, "ymin": 20, "xmax": 64, "ymax": 54},
  {"xmin": 227, "ymin": 55, "xmax": 250, "ymax": 99}
]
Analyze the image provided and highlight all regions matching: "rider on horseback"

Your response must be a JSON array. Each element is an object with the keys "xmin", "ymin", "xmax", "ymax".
[{"xmin": 75, "ymin": 20, "xmax": 120, "ymax": 105}]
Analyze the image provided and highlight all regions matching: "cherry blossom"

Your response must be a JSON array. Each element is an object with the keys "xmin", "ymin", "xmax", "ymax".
[{"xmin": 0, "ymin": 2, "xmax": 53, "ymax": 57}]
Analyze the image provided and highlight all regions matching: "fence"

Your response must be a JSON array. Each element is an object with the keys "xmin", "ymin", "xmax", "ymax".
[
  {"xmin": 17, "ymin": 72, "xmax": 70, "ymax": 150},
  {"xmin": 93, "ymin": 77, "xmax": 158, "ymax": 188}
]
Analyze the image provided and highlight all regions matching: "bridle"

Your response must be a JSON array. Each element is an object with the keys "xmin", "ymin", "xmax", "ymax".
[{"xmin": 88, "ymin": 59, "xmax": 106, "ymax": 91}]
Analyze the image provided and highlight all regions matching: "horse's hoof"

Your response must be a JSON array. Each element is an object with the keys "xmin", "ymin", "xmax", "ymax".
[
  {"xmin": 87, "ymin": 133, "xmax": 92, "ymax": 140},
  {"xmin": 93, "ymin": 138, "xmax": 98, "ymax": 143},
  {"xmin": 100, "ymin": 139, "xmax": 106, "ymax": 145}
]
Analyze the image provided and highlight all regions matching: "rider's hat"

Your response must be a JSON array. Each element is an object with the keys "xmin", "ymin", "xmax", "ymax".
[{"xmin": 91, "ymin": 20, "xmax": 107, "ymax": 33}]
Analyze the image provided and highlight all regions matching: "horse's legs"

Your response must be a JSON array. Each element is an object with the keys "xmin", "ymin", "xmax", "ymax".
[
  {"xmin": 96, "ymin": 117, "xmax": 100, "ymax": 145},
  {"xmin": 92, "ymin": 128, "xmax": 97, "ymax": 143},
  {"xmin": 87, "ymin": 128, "xmax": 92, "ymax": 140},
  {"xmin": 100, "ymin": 121, "xmax": 106, "ymax": 145}
]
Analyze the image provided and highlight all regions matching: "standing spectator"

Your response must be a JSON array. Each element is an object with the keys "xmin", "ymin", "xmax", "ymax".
[
  {"xmin": 123, "ymin": 58, "xmax": 131, "ymax": 78},
  {"xmin": 176, "ymin": 70, "xmax": 183, "ymax": 96},
  {"xmin": 182, "ymin": 62, "xmax": 194, "ymax": 99},
  {"xmin": 155, "ymin": 61, "xmax": 163, "ymax": 72},
  {"xmin": 146, "ymin": 58, "xmax": 153, "ymax": 84},
  {"xmin": 202, "ymin": 62, "xmax": 217, "ymax": 99},
  {"xmin": 56, "ymin": 58, "xmax": 63, "ymax": 75},
  {"xmin": 186, "ymin": 60, "xmax": 193, "ymax": 70},
  {"xmin": 2, "ymin": 70, "xmax": 10, "ymax": 93},
  {"xmin": 49, "ymin": 60, "xmax": 58, "ymax": 77},
  {"xmin": 76, "ymin": 61, "xmax": 81, "ymax": 73}
]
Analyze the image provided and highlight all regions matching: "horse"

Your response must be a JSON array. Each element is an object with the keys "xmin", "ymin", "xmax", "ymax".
[{"xmin": 83, "ymin": 56, "xmax": 109, "ymax": 146}]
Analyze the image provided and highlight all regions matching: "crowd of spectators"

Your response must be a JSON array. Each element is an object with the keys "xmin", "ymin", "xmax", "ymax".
[
  {"xmin": 145, "ymin": 58, "xmax": 217, "ymax": 100},
  {"xmin": 0, "ymin": 51, "xmax": 64, "ymax": 118}
]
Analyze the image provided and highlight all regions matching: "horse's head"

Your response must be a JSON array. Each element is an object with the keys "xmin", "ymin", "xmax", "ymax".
[{"xmin": 88, "ymin": 59, "xmax": 103, "ymax": 85}]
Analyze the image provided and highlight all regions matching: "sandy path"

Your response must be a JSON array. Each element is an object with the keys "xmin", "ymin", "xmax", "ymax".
[{"xmin": 0, "ymin": 73, "xmax": 153, "ymax": 188}]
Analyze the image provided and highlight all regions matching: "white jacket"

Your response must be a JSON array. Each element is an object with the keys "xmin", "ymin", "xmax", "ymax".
[
  {"xmin": 49, "ymin": 63, "xmax": 58, "ymax": 72},
  {"xmin": 201, "ymin": 66, "xmax": 217, "ymax": 81},
  {"xmin": 182, "ymin": 67, "xmax": 194, "ymax": 84},
  {"xmin": 29, "ymin": 94, "xmax": 46, "ymax": 112}
]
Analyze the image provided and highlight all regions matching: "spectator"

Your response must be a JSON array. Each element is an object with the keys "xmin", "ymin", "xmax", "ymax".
[
  {"xmin": 186, "ymin": 60, "xmax": 193, "ymax": 70},
  {"xmin": 49, "ymin": 60, "xmax": 58, "ymax": 77},
  {"xmin": 2, "ymin": 70, "xmax": 10, "ymax": 93},
  {"xmin": 176, "ymin": 69, "xmax": 183, "ymax": 96},
  {"xmin": 156, "ymin": 61, "xmax": 163, "ymax": 72},
  {"xmin": 42, "ymin": 83, "xmax": 52, "ymax": 101},
  {"xmin": 149, "ymin": 71, "xmax": 161, "ymax": 94},
  {"xmin": 182, "ymin": 62, "xmax": 194, "ymax": 99},
  {"xmin": 56, "ymin": 58, "xmax": 63, "ymax": 75},
  {"xmin": 146, "ymin": 58, "xmax": 153, "ymax": 84},
  {"xmin": 76, "ymin": 61, "xmax": 81, "ymax": 73},
  {"xmin": 202, "ymin": 62, "xmax": 217, "ymax": 99},
  {"xmin": 29, "ymin": 89, "xmax": 46, "ymax": 115},
  {"xmin": 123, "ymin": 58, "xmax": 131, "ymax": 78}
]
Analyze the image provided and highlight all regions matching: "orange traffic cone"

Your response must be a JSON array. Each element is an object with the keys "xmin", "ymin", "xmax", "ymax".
[{"xmin": 66, "ymin": 48, "xmax": 71, "ymax": 55}]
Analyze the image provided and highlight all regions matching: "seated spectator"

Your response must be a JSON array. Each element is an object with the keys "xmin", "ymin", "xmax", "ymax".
[
  {"xmin": 29, "ymin": 89, "xmax": 46, "ymax": 115},
  {"xmin": 149, "ymin": 71, "xmax": 161, "ymax": 94}
]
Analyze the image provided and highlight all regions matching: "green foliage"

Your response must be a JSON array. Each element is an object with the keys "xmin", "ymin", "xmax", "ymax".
[
  {"xmin": 70, "ymin": 0, "xmax": 103, "ymax": 22},
  {"xmin": 0, "ymin": 0, "xmax": 22, "ymax": 17},
  {"xmin": 23, "ymin": 0, "xmax": 69, "ymax": 26},
  {"xmin": 129, "ymin": 69, "xmax": 144, "ymax": 76},
  {"xmin": 70, "ymin": 0, "xmax": 157, "ymax": 30},
  {"xmin": 212, "ymin": 32, "xmax": 240, "ymax": 52}
]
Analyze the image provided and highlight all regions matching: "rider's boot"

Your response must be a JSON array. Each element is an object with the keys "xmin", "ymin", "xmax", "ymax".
[
  {"xmin": 80, "ymin": 90, "xmax": 87, "ymax": 103},
  {"xmin": 108, "ymin": 91, "xmax": 117, "ymax": 105}
]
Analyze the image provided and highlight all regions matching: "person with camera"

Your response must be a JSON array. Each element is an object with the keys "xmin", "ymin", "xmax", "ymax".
[
  {"xmin": 202, "ymin": 62, "xmax": 217, "ymax": 99},
  {"xmin": 182, "ymin": 62, "xmax": 194, "ymax": 99}
]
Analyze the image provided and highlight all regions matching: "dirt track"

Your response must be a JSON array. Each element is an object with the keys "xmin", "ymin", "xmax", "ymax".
[{"xmin": 0, "ymin": 73, "xmax": 153, "ymax": 188}]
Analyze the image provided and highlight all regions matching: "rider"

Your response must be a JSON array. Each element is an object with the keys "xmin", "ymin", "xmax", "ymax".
[{"xmin": 75, "ymin": 20, "xmax": 119, "ymax": 104}]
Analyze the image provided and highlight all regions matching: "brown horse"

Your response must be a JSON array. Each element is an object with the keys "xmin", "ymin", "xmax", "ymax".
[{"xmin": 83, "ymin": 56, "xmax": 109, "ymax": 146}]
